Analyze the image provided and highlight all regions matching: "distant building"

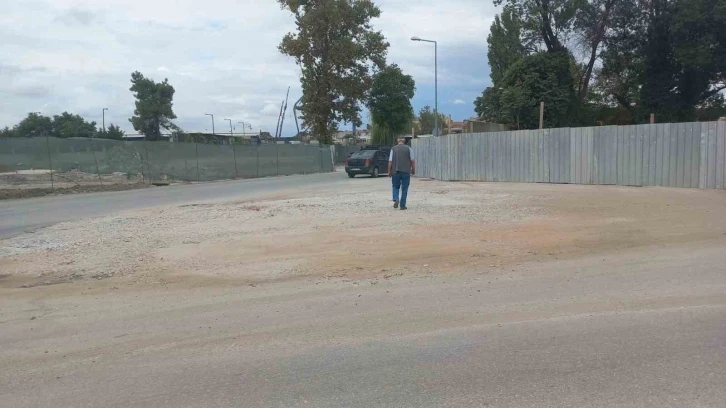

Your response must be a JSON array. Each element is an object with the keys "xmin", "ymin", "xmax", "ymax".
[
  {"xmin": 462, "ymin": 118, "xmax": 509, "ymax": 133},
  {"xmin": 122, "ymin": 134, "xmax": 170, "ymax": 142},
  {"xmin": 448, "ymin": 121, "xmax": 465, "ymax": 134},
  {"xmin": 331, "ymin": 129, "xmax": 370, "ymax": 145}
]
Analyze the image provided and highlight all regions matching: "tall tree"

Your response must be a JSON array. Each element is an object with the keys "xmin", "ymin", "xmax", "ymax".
[
  {"xmin": 598, "ymin": 0, "xmax": 726, "ymax": 121},
  {"xmin": 128, "ymin": 71, "xmax": 177, "ymax": 141},
  {"xmin": 474, "ymin": 87, "xmax": 504, "ymax": 123},
  {"xmin": 493, "ymin": 0, "xmax": 576, "ymax": 53},
  {"xmin": 499, "ymin": 51, "xmax": 578, "ymax": 129},
  {"xmin": 278, "ymin": 0, "xmax": 389, "ymax": 144},
  {"xmin": 367, "ymin": 64, "xmax": 415, "ymax": 146},
  {"xmin": 51, "ymin": 112, "xmax": 98, "ymax": 138},
  {"xmin": 573, "ymin": 0, "xmax": 618, "ymax": 101},
  {"xmin": 594, "ymin": 0, "xmax": 647, "ymax": 115},
  {"xmin": 14, "ymin": 113, "xmax": 53, "ymax": 137},
  {"xmin": 491, "ymin": 0, "xmax": 621, "ymax": 103},
  {"xmin": 100, "ymin": 124, "xmax": 126, "ymax": 140},
  {"xmin": 416, "ymin": 105, "xmax": 449, "ymax": 135},
  {"xmin": 487, "ymin": 6, "xmax": 530, "ymax": 85}
]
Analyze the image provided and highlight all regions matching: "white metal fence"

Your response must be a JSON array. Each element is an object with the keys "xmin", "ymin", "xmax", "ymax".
[{"xmin": 412, "ymin": 121, "xmax": 726, "ymax": 189}]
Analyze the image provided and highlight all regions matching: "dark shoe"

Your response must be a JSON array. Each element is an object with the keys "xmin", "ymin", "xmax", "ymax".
[
  {"xmin": 400, "ymin": 206, "xmax": 407, "ymax": 211},
  {"xmin": 393, "ymin": 200, "xmax": 399, "ymax": 209}
]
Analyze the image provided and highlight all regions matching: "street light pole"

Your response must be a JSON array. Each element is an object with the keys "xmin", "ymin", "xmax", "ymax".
[
  {"xmin": 205, "ymin": 113, "xmax": 215, "ymax": 135},
  {"xmin": 411, "ymin": 36, "xmax": 438, "ymax": 136},
  {"xmin": 224, "ymin": 118, "xmax": 233, "ymax": 137},
  {"xmin": 102, "ymin": 108, "xmax": 108, "ymax": 135},
  {"xmin": 225, "ymin": 119, "xmax": 238, "ymax": 178},
  {"xmin": 238, "ymin": 122, "xmax": 250, "ymax": 137}
]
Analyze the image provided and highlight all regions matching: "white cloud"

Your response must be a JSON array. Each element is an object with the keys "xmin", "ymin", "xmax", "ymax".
[
  {"xmin": 1, "ymin": 0, "xmax": 498, "ymax": 134},
  {"xmin": 453, "ymin": 99, "xmax": 466, "ymax": 105},
  {"xmin": 261, "ymin": 103, "xmax": 282, "ymax": 117}
]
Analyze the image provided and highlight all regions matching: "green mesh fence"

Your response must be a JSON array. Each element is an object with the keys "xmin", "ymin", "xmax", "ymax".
[{"xmin": 0, "ymin": 137, "xmax": 335, "ymax": 190}]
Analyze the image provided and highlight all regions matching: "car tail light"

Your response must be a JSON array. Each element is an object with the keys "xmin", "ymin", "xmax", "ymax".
[{"xmin": 365, "ymin": 159, "xmax": 371, "ymax": 166}]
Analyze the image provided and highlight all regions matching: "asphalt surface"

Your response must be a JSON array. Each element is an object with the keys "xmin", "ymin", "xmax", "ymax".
[
  {"xmin": 0, "ymin": 172, "xmax": 347, "ymax": 238},
  {"xmin": 2, "ymin": 176, "xmax": 725, "ymax": 407},
  {"xmin": 2, "ymin": 243, "xmax": 725, "ymax": 407}
]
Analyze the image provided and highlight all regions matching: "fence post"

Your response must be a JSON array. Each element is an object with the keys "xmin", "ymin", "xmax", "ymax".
[
  {"xmin": 195, "ymin": 135, "xmax": 200, "ymax": 182},
  {"xmin": 256, "ymin": 146, "xmax": 260, "ymax": 178},
  {"xmin": 90, "ymin": 137, "xmax": 103, "ymax": 186},
  {"xmin": 44, "ymin": 132, "xmax": 54, "ymax": 190},
  {"xmin": 143, "ymin": 136, "xmax": 153, "ymax": 184},
  {"xmin": 232, "ymin": 139, "xmax": 238, "ymax": 179}
]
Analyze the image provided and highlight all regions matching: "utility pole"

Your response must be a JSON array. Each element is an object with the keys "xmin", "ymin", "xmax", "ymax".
[
  {"xmin": 102, "ymin": 108, "xmax": 108, "ymax": 135},
  {"xmin": 539, "ymin": 101, "xmax": 544, "ymax": 130}
]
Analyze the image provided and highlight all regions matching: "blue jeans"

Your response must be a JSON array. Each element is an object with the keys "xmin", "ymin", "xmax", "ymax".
[{"xmin": 392, "ymin": 172, "xmax": 411, "ymax": 207}]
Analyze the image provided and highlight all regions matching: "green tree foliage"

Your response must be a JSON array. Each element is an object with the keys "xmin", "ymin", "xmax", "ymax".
[
  {"xmin": 499, "ymin": 51, "xmax": 578, "ymax": 129},
  {"xmin": 416, "ymin": 105, "xmax": 449, "ymax": 135},
  {"xmin": 369, "ymin": 122, "xmax": 395, "ymax": 146},
  {"xmin": 572, "ymin": 0, "xmax": 619, "ymax": 101},
  {"xmin": 278, "ymin": 0, "xmax": 389, "ymax": 145},
  {"xmin": 367, "ymin": 64, "xmax": 415, "ymax": 146},
  {"xmin": 101, "ymin": 124, "xmax": 126, "ymax": 140},
  {"xmin": 493, "ymin": 0, "xmax": 576, "ymax": 53},
  {"xmin": 480, "ymin": 0, "xmax": 726, "ymax": 126},
  {"xmin": 474, "ymin": 87, "xmax": 503, "ymax": 123},
  {"xmin": 129, "ymin": 71, "xmax": 177, "ymax": 141},
  {"xmin": 0, "ymin": 127, "xmax": 15, "ymax": 138},
  {"xmin": 492, "ymin": 0, "xmax": 618, "ymax": 103},
  {"xmin": 487, "ymin": 6, "xmax": 530, "ymax": 84},
  {"xmin": 4, "ymin": 112, "xmax": 97, "ymax": 138},
  {"xmin": 14, "ymin": 113, "xmax": 53, "ymax": 137},
  {"xmin": 598, "ymin": 0, "xmax": 726, "ymax": 121},
  {"xmin": 51, "ymin": 112, "xmax": 98, "ymax": 138}
]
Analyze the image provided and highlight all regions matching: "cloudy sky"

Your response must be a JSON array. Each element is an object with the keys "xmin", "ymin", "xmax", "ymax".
[{"xmin": 1, "ymin": 0, "xmax": 499, "ymax": 136}]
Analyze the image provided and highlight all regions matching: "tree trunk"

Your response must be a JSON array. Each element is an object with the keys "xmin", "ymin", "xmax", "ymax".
[{"xmin": 579, "ymin": 0, "xmax": 616, "ymax": 102}]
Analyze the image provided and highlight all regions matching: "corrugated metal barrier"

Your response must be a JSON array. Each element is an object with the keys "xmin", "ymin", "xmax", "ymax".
[{"xmin": 412, "ymin": 121, "xmax": 726, "ymax": 189}]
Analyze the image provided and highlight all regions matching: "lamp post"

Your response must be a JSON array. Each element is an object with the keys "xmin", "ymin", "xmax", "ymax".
[
  {"xmin": 102, "ymin": 108, "xmax": 108, "ymax": 135},
  {"xmin": 33, "ymin": 111, "xmax": 55, "ymax": 189},
  {"xmin": 205, "ymin": 113, "xmax": 215, "ymax": 135},
  {"xmin": 411, "ymin": 36, "xmax": 438, "ymax": 136},
  {"xmin": 225, "ymin": 119, "xmax": 238, "ymax": 178},
  {"xmin": 237, "ymin": 121, "xmax": 251, "ymax": 137},
  {"xmin": 224, "ymin": 118, "xmax": 233, "ymax": 137}
]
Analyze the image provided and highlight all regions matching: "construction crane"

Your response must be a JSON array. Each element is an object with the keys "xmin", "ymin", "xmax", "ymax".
[
  {"xmin": 293, "ymin": 96, "xmax": 309, "ymax": 137},
  {"xmin": 275, "ymin": 87, "xmax": 290, "ymax": 139}
]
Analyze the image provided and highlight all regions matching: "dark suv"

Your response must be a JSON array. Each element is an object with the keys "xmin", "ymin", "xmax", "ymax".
[{"xmin": 345, "ymin": 148, "xmax": 390, "ymax": 178}]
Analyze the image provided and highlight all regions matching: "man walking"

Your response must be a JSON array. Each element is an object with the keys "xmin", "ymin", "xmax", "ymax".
[{"xmin": 388, "ymin": 137, "xmax": 415, "ymax": 210}]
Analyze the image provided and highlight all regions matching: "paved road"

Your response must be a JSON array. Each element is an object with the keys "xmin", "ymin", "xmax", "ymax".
[
  {"xmin": 2, "ymin": 243, "xmax": 725, "ymax": 407},
  {"xmin": 0, "ymin": 172, "xmax": 350, "ymax": 238}
]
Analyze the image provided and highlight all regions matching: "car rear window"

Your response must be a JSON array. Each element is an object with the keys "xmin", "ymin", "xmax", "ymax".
[{"xmin": 350, "ymin": 151, "xmax": 375, "ymax": 158}]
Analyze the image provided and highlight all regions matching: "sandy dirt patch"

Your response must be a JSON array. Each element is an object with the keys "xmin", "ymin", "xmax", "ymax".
[
  {"xmin": 0, "ymin": 170, "xmax": 150, "ymax": 200},
  {"xmin": 2, "ymin": 178, "xmax": 725, "ymax": 291}
]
